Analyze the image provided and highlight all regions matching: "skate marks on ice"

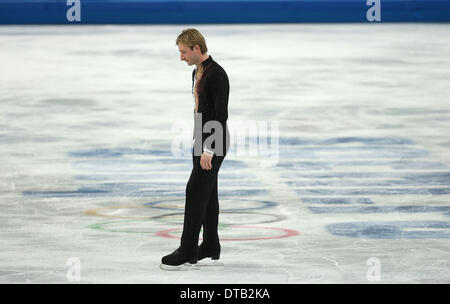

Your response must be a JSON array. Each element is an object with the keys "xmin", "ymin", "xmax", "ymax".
[
  {"xmin": 18, "ymin": 135, "xmax": 450, "ymax": 244},
  {"xmin": 17, "ymin": 143, "xmax": 300, "ymax": 243}
]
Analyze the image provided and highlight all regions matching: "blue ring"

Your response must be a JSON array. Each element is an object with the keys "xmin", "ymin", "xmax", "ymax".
[{"xmin": 144, "ymin": 198, "xmax": 277, "ymax": 212}]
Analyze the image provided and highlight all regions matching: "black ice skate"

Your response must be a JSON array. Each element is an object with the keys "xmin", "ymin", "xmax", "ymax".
[
  {"xmin": 160, "ymin": 248, "xmax": 198, "ymax": 271},
  {"xmin": 197, "ymin": 242, "xmax": 224, "ymax": 267}
]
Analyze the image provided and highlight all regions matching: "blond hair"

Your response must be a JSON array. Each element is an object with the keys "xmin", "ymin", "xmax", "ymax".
[{"xmin": 176, "ymin": 28, "xmax": 208, "ymax": 54}]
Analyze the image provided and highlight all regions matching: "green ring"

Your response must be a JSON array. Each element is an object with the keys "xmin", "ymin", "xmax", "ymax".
[{"xmin": 87, "ymin": 219, "xmax": 230, "ymax": 234}]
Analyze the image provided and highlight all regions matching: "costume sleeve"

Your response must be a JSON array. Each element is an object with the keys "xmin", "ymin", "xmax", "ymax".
[
  {"xmin": 201, "ymin": 67, "xmax": 229, "ymax": 156},
  {"xmin": 209, "ymin": 69, "xmax": 229, "ymax": 127}
]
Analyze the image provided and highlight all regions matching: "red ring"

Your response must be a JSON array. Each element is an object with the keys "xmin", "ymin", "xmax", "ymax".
[{"xmin": 155, "ymin": 225, "xmax": 300, "ymax": 241}]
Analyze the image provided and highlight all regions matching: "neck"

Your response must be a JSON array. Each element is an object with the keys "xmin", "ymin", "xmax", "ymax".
[{"xmin": 196, "ymin": 53, "xmax": 209, "ymax": 71}]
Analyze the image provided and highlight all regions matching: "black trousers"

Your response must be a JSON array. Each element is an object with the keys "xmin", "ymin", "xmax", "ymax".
[{"xmin": 179, "ymin": 149, "xmax": 226, "ymax": 257}]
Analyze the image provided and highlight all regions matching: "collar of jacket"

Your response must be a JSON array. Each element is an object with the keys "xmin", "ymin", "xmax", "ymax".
[{"xmin": 200, "ymin": 55, "xmax": 214, "ymax": 68}]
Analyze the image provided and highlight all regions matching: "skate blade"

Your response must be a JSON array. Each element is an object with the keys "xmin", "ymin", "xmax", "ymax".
[
  {"xmin": 160, "ymin": 263, "xmax": 200, "ymax": 271},
  {"xmin": 197, "ymin": 259, "xmax": 224, "ymax": 267}
]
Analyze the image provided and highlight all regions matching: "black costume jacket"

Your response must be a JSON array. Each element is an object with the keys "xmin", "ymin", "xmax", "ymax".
[{"xmin": 192, "ymin": 55, "xmax": 230, "ymax": 156}]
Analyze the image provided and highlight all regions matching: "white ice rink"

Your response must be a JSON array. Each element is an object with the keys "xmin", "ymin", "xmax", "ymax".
[{"xmin": 1, "ymin": 24, "xmax": 450, "ymax": 283}]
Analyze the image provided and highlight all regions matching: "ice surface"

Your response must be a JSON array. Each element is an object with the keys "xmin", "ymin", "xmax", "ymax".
[{"xmin": 0, "ymin": 24, "xmax": 449, "ymax": 283}]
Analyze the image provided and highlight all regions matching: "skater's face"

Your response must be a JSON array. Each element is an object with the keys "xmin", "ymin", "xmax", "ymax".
[{"xmin": 178, "ymin": 43, "xmax": 201, "ymax": 66}]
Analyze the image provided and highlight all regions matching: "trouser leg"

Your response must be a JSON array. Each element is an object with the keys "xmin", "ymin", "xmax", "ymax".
[
  {"xmin": 202, "ymin": 177, "xmax": 220, "ymax": 246},
  {"xmin": 180, "ymin": 154, "xmax": 224, "ymax": 257}
]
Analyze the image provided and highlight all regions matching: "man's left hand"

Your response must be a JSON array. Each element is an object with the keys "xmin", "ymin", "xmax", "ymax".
[{"xmin": 200, "ymin": 152, "xmax": 213, "ymax": 170}]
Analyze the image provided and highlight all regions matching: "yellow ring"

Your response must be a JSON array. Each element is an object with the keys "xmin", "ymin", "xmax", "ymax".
[{"xmin": 84, "ymin": 205, "xmax": 150, "ymax": 219}]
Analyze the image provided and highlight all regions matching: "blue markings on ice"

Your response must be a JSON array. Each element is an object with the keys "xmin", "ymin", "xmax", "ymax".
[
  {"xmin": 301, "ymin": 197, "xmax": 375, "ymax": 205},
  {"xmin": 327, "ymin": 221, "xmax": 450, "ymax": 239},
  {"xmin": 68, "ymin": 148, "xmax": 173, "ymax": 158},
  {"xmin": 295, "ymin": 188, "xmax": 450, "ymax": 195},
  {"xmin": 22, "ymin": 146, "xmax": 264, "ymax": 198},
  {"xmin": 279, "ymin": 136, "xmax": 416, "ymax": 146},
  {"xmin": 277, "ymin": 136, "xmax": 450, "ymax": 239},
  {"xmin": 21, "ymin": 136, "xmax": 450, "ymax": 238},
  {"xmin": 22, "ymin": 183, "xmax": 265, "ymax": 198},
  {"xmin": 310, "ymin": 206, "xmax": 450, "ymax": 216},
  {"xmin": 278, "ymin": 160, "xmax": 447, "ymax": 170}
]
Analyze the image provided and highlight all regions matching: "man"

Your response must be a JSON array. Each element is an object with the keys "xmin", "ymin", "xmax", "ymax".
[{"xmin": 160, "ymin": 28, "xmax": 230, "ymax": 270}]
